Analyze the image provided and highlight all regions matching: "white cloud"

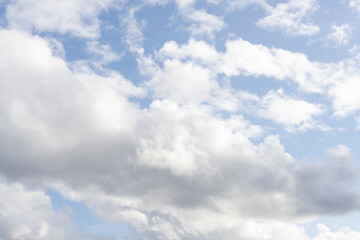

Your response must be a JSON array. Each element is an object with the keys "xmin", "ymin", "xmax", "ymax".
[
  {"xmin": 209, "ymin": 37, "xmax": 360, "ymax": 118},
  {"xmin": 158, "ymin": 36, "xmax": 360, "ymax": 121},
  {"xmin": 219, "ymin": 38, "xmax": 334, "ymax": 93},
  {"xmin": 0, "ymin": 181, "xmax": 71, "ymax": 240},
  {"xmin": 313, "ymin": 224, "xmax": 360, "ymax": 240},
  {"xmin": 175, "ymin": 0, "xmax": 197, "ymax": 10},
  {"xmin": 5, "ymin": 0, "xmax": 113, "ymax": 38},
  {"xmin": 328, "ymin": 69, "xmax": 360, "ymax": 118},
  {"xmin": 149, "ymin": 59, "xmax": 215, "ymax": 104},
  {"xmin": 1, "ymin": 18, "xmax": 360, "ymax": 240},
  {"xmin": 155, "ymin": 39, "xmax": 248, "ymax": 112},
  {"xmin": 256, "ymin": 89, "xmax": 325, "ymax": 131},
  {"xmin": 158, "ymin": 38, "xmax": 219, "ymax": 65},
  {"xmin": 257, "ymin": 0, "xmax": 320, "ymax": 35},
  {"xmin": 185, "ymin": 9, "xmax": 226, "ymax": 38},
  {"xmin": 327, "ymin": 24, "xmax": 352, "ymax": 46}
]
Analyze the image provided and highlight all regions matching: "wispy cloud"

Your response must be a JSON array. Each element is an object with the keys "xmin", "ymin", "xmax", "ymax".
[{"xmin": 257, "ymin": 0, "xmax": 320, "ymax": 35}]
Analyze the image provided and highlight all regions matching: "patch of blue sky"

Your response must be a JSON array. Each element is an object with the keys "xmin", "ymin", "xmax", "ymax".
[
  {"xmin": 307, "ymin": 1, "xmax": 359, "ymax": 61},
  {"xmin": 229, "ymin": 75, "xmax": 285, "ymax": 96},
  {"xmin": 279, "ymin": 119, "xmax": 360, "ymax": 163},
  {"xmin": 0, "ymin": 1, "xmax": 7, "ymax": 27},
  {"xmin": 97, "ymin": 8, "xmax": 127, "ymax": 57},
  {"xmin": 303, "ymin": 212, "xmax": 360, "ymax": 238},
  {"xmin": 222, "ymin": 0, "xmax": 356, "ymax": 62},
  {"xmin": 54, "ymin": 34, "xmax": 88, "ymax": 62},
  {"xmin": 140, "ymin": 2, "xmax": 189, "ymax": 53},
  {"xmin": 225, "ymin": 8, "xmax": 312, "ymax": 48},
  {"xmin": 46, "ymin": 189, "xmax": 130, "ymax": 240}
]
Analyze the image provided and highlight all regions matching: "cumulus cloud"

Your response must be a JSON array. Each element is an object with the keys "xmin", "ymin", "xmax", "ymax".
[
  {"xmin": 158, "ymin": 38, "xmax": 219, "ymax": 65},
  {"xmin": 0, "ymin": 29, "xmax": 359, "ymax": 239},
  {"xmin": 256, "ymin": 88, "xmax": 326, "ymax": 131},
  {"xmin": 257, "ymin": 0, "xmax": 320, "ymax": 35},
  {"xmin": 149, "ymin": 60, "xmax": 215, "ymax": 104},
  {"xmin": 5, "ymin": 0, "xmax": 114, "ymax": 38},
  {"xmin": 2, "ymin": 1, "xmax": 360, "ymax": 239},
  {"xmin": 327, "ymin": 67, "xmax": 360, "ymax": 117},
  {"xmin": 157, "ymin": 36, "xmax": 360, "ymax": 122},
  {"xmin": 158, "ymin": 38, "xmax": 330, "ymax": 95},
  {"xmin": 0, "ymin": 180, "xmax": 71, "ymax": 240},
  {"xmin": 313, "ymin": 224, "xmax": 360, "ymax": 240},
  {"xmin": 218, "ymin": 38, "xmax": 334, "ymax": 93}
]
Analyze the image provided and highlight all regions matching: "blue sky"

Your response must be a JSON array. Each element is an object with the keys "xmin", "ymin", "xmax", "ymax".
[{"xmin": 1, "ymin": 0, "xmax": 360, "ymax": 239}]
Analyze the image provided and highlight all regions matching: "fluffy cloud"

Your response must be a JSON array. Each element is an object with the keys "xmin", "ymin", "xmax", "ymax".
[
  {"xmin": 5, "ymin": 0, "xmax": 114, "ymax": 38},
  {"xmin": 0, "ymin": 180, "xmax": 71, "ymax": 240},
  {"xmin": 158, "ymin": 39, "xmax": 219, "ymax": 65},
  {"xmin": 256, "ymin": 88, "xmax": 326, "ymax": 131},
  {"xmin": 327, "ymin": 67, "xmax": 360, "ymax": 117},
  {"xmin": 0, "ymin": 29, "xmax": 359, "ymax": 239},
  {"xmin": 149, "ymin": 60, "xmax": 215, "ymax": 104},
  {"xmin": 159, "ymin": 38, "xmax": 332, "ymax": 93},
  {"xmin": 313, "ymin": 224, "xmax": 360, "ymax": 240},
  {"xmin": 219, "ymin": 38, "xmax": 335, "ymax": 93},
  {"xmin": 158, "ymin": 37, "xmax": 360, "ymax": 124},
  {"xmin": 2, "ymin": 1, "xmax": 360, "ymax": 238}
]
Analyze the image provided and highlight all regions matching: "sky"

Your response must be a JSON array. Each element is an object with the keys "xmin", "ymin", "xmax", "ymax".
[{"xmin": 1, "ymin": 0, "xmax": 360, "ymax": 239}]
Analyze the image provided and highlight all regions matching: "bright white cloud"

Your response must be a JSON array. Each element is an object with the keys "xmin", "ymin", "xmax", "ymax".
[
  {"xmin": 2, "ymin": 1, "xmax": 360, "ymax": 239},
  {"xmin": 313, "ymin": 224, "xmax": 360, "ymax": 240},
  {"xmin": 158, "ymin": 38, "xmax": 219, "ymax": 65},
  {"xmin": 256, "ymin": 89, "xmax": 325, "ymax": 131},
  {"xmin": 257, "ymin": 0, "xmax": 320, "ymax": 35},
  {"xmin": 0, "ymin": 181, "xmax": 71, "ymax": 240},
  {"xmin": 5, "ymin": 0, "xmax": 113, "ymax": 38},
  {"xmin": 219, "ymin": 38, "xmax": 333, "ymax": 93},
  {"xmin": 149, "ymin": 60, "xmax": 214, "ymax": 104},
  {"xmin": 159, "ymin": 38, "xmax": 333, "ymax": 94},
  {"xmin": 328, "ymin": 72, "xmax": 360, "ymax": 117},
  {"xmin": 1, "ymin": 28, "xmax": 359, "ymax": 239},
  {"xmin": 159, "ymin": 36, "xmax": 360, "ymax": 121}
]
